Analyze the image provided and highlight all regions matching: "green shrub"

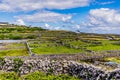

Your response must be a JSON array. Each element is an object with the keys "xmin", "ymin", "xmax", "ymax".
[
  {"xmin": 10, "ymin": 35, "xmax": 22, "ymax": 40},
  {"xmin": 13, "ymin": 58, "xmax": 23, "ymax": 73},
  {"xmin": 26, "ymin": 35, "xmax": 37, "ymax": 39},
  {"xmin": 0, "ymin": 34, "xmax": 5, "ymax": 39}
]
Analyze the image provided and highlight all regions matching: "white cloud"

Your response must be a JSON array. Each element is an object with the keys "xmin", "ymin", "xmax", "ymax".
[
  {"xmin": 44, "ymin": 23, "xmax": 51, "ymax": 29},
  {"xmin": 0, "ymin": 0, "xmax": 91, "ymax": 12},
  {"xmin": 15, "ymin": 11, "xmax": 72, "ymax": 22},
  {"xmin": 82, "ymin": 8, "xmax": 120, "ymax": 33},
  {"xmin": 100, "ymin": 1, "xmax": 115, "ymax": 5},
  {"xmin": 94, "ymin": 1, "xmax": 115, "ymax": 5},
  {"xmin": 75, "ymin": 24, "xmax": 80, "ymax": 29},
  {"xmin": 62, "ymin": 16, "xmax": 72, "ymax": 22},
  {"xmin": 15, "ymin": 19, "xmax": 25, "ymax": 25},
  {"xmin": 89, "ymin": 8, "xmax": 120, "ymax": 26}
]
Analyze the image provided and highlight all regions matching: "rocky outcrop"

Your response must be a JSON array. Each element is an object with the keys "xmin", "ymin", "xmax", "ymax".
[{"xmin": 0, "ymin": 58, "xmax": 120, "ymax": 80}]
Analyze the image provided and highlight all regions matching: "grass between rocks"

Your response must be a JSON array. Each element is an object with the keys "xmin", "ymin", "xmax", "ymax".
[
  {"xmin": 105, "ymin": 57, "xmax": 120, "ymax": 64},
  {"xmin": 0, "ymin": 71, "xmax": 79, "ymax": 80}
]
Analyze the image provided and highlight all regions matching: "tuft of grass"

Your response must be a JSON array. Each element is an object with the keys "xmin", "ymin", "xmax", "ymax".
[
  {"xmin": 0, "ymin": 72, "xmax": 19, "ymax": 80},
  {"xmin": 105, "ymin": 57, "xmax": 120, "ymax": 63}
]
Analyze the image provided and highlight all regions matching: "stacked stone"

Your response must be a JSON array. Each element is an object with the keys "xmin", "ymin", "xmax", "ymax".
[
  {"xmin": 1, "ymin": 58, "xmax": 14, "ymax": 72},
  {"xmin": 0, "ymin": 58, "xmax": 120, "ymax": 80}
]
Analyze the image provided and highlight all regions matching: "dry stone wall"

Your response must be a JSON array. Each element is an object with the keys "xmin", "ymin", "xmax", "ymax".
[{"xmin": 0, "ymin": 57, "xmax": 120, "ymax": 80}]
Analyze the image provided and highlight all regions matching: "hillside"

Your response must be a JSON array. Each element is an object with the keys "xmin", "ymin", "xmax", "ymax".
[
  {"xmin": 0, "ymin": 25, "xmax": 120, "ymax": 80},
  {"xmin": 0, "ymin": 25, "xmax": 120, "ymax": 55}
]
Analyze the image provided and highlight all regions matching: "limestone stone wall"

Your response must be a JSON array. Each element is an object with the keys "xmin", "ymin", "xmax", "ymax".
[{"xmin": 0, "ymin": 58, "xmax": 120, "ymax": 80}]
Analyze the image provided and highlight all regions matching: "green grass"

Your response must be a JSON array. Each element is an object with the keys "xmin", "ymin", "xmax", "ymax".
[
  {"xmin": 0, "ymin": 72, "xmax": 19, "ymax": 80},
  {"xmin": 0, "ymin": 49, "xmax": 28, "ymax": 57},
  {"xmin": 22, "ymin": 71, "xmax": 79, "ymax": 80},
  {"xmin": 0, "ymin": 71, "xmax": 79, "ymax": 80},
  {"xmin": 32, "ymin": 46, "xmax": 83, "ymax": 54},
  {"xmin": 5, "ymin": 43, "xmax": 25, "ymax": 48},
  {"xmin": 87, "ymin": 40, "xmax": 120, "ymax": 51},
  {"xmin": 87, "ymin": 45, "xmax": 120, "ymax": 51},
  {"xmin": 30, "ymin": 41, "xmax": 83, "ymax": 54},
  {"xmin": 29, "ymin": 40, "xmax": 120, "ymax": 54},
  {"xmin": 0, "ymin": 43, "xmax": 28, "ymax": 57}
]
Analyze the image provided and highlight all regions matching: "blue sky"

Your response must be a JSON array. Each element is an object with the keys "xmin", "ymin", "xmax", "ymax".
[{"xmin": 0, "ymin": 0, "xmax": 120, "ymax": 34}]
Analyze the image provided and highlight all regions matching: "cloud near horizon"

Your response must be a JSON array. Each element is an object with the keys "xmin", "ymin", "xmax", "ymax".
[{"xmin": 15, "ymin": 19, "xmax": 25, "ymax": 25}]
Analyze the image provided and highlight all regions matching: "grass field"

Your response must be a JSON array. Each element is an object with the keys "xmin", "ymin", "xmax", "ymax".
[
  {"xmin": 0, "ymin": 43, "xmax": 28, "ymax": 57},
  {"xmin": 28, "ymin": 39, "xmax": 120, "ymax": 55},
  {"xmin": 87, "ymin": 40, "xmax": 120, "ymax": 51}
]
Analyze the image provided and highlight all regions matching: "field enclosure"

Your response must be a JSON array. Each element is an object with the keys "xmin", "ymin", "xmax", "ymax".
[
  {"xmin": 0, "ymin": 27, "xmax": 120, "ymax": 65},
  {"xmin": 0, "ymin": 41, "xmax": 28, "ymax": 57},
  {"xmin": 28, "ymin": 39, "xmax": 120, "ymax": 55}
]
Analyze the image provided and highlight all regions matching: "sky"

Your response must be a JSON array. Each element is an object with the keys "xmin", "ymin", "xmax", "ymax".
[{"xmin": 0, "ymin": 0, "xmax": 120, "ymax": 34}]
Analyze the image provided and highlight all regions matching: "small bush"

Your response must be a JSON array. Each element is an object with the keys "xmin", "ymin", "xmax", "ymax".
[
  {"xmin": 26, "ymin": 35, "xmax": 37, "ymax": 39},
  {"xmin": 13, "ymin": 36, "xmax": 22, "ymax": 40},
  {"xmin": 13, "ymin": 58, "xmax": 23, "ymax": 73}
]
